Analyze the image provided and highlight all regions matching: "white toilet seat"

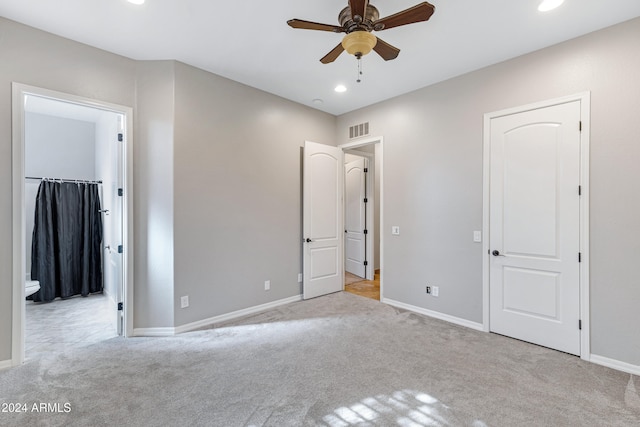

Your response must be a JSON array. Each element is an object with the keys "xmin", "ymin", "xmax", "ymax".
[{"xmin": 25, "ymin": 280, "xmax": 40, "ymax": 297}]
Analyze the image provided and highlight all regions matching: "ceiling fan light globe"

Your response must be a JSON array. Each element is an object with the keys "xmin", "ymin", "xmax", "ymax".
[{"xmin": 342, "ymin": 31, "xmax": 377, "ymax": 57}]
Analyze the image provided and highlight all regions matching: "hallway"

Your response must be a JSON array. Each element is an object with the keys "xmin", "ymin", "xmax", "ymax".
[{"xmin": 344, "ymin": 270, "xmax": 380, "ymax": 301}]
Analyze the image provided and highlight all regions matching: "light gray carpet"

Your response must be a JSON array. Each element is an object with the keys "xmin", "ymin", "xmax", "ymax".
[{"xmin": 1, "ymin": 292, "xmax": 639, "ymax": 426}]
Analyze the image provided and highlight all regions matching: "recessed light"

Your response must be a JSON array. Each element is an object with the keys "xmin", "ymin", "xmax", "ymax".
[
  {"xmin": 334, "ymin": 85, "xmax": 347, "ymax": 93},
  {"xmin": 538, "ymin": 0, "xmax": 564, "ymax": 12},
  {"xmin": 312, "ymin": 98, "xmax": 324, "ymax": 105},
  {"xmin": 128, "ymin": 0, "xmax": 145, "ymax": 5}
]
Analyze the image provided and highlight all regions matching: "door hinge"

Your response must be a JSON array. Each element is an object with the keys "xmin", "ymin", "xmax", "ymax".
[
  {"xmin": 118, "ymin": 133, "xmax": 123, "ymax": 142},
  {"xmin": 118, "ymin": 188, "xmax": 123, "ymax": 197},
  {"xmin": 579, "ymin": 121, "xmax": 582, "ymax": 132},
  {"xmin": 578, "ymin": 185, "xmax": 582, "ymax": 196},
  {"xmin": 118, "ymin": 245, "xmax": 123, "ymax": 254},
  {"xmin": 579, "ymin": 319, "xmax": 582, "ymax": 330},
  {"xmin": 118, "ymin": 302, "xmax": 123, "ymax": 311},
  {"xmin": 364, "ymin": 261, "xmax": 368, "ymax": 266},
  {"xmin": 578, "ymin": 252, "xmax": 582, "ymax": 263},
  {"xmin": 364, "ymin": 198, "xmax": 368, "ymax": 203},
  {"xmin": 363, "ymin": 229, "xmax": 368, "ymax": 235},
  {"xmin": 364, "ymin": 168, "xmax": 368, "ymax": 173}
]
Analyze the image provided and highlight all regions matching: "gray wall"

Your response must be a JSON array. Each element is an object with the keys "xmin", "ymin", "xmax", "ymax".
[
  {"xmin": 133, "ymin": 61, "xmax": 176, "ymax": 329},
  {"xmin": 172, "ymin": 61, "xmax": 336, "ymax": 326},
  {"xmin": 336, "ymin": 18, "xmax": 640, "ymax": 365},
  {"xmin": 25, "ymin": 113, "xmax": 96, "ymax": 180},
  {"xmin": 0, "ymin": 17, "xmax": 136, "ymax": 361}
]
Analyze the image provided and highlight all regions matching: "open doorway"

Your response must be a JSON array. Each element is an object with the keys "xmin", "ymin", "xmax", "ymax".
[
  {"xmin": 11, "ymin": 84, "xmax": 133, "ymax": 365},
  {"xmin": 340, "ymin": 138, "xmax": 382, "ymax": 301}
]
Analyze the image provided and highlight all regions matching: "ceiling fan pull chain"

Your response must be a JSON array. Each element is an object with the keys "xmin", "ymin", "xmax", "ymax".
[{"xmin": 357, "ymin": 55, "xmax": 363, "ymax": 83}]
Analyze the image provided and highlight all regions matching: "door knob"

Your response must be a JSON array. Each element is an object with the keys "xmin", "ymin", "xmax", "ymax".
[
  {"xmin": 305, "ymin": 238, "xmax": 312, "ymax": 243},
  {"xmin": 492, "ymin": 250, "xmax": 505, "ymax": 257}
]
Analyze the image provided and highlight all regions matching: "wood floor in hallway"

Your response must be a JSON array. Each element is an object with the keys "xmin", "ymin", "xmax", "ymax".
[{"xmin": 344, "ymin": 270, "xmax": 380, "ymax": 301}]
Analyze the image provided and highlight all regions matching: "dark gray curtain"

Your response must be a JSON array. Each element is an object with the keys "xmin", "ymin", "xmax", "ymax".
[{"xmin": 30, "ymin": 180, "xmax": 103, "ymax": 302}]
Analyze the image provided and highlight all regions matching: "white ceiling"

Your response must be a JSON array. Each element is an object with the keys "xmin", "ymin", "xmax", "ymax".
[{"xmin": 2, "ymin": 0, "xmax": 640, "ymax": 116}]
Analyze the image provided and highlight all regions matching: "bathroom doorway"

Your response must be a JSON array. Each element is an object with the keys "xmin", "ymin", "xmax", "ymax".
[{"xmin": 11, "ymin": 84, "xmax": 134, "ymax": 364}]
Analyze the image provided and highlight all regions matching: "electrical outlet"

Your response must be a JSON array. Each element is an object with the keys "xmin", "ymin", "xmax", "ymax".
[
  {"xmin": 180, "ymin": 295, "xmax": 189, "ymax": 308},
  {"xmin": 264, "ymin": 280, "xmax": 271, "ymax": 291},
  {"xmin": 473, "ymin": 230, "xmax": 482, "ymax": 242},
  {"xmin": 432, "ymin": 286, "xmax": 439, "ymax": 297},
  {"xmin": 298, "ymin": 273, "xmax": 303, "ymax": 283},
  {"xmin": 426, "ymin": 286, "xmax": 431, "ymax": 294}
]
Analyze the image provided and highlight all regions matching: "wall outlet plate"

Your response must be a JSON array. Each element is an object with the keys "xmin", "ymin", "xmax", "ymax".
[
  {"xmin": 432, "ymin": 286, "xmax": 439, "ymax": 297},
  {"xmin": 392, "ymin": 226, "xmax": 400, "ymax": 235},
  {"xmin": 265, "ymin": 280, "xmax": 271, "ymax": 291},
  {"xmin": 180, "ymin": 295, "xmax": 189, "ymax": 308}
]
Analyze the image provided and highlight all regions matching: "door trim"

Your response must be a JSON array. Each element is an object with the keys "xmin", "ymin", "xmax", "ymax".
[
  {"xmin": 339, "ymin": 136, "xmax": 384, "ymax": 298},
  {"xmin": 482, "ymin": 92, "xmax": 590, "ymax": 360},
  {"xmin": 11, "ymin": 83, "xmax": 135, "ymax": 366}
]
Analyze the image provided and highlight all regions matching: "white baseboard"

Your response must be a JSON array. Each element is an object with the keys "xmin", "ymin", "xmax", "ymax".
[
  {"xmin": 174, "ymin": 295, "xmax": 303, "ymax": 334},
  {"xmin": 382, "ymin": 298, "xmax": 485, "ymax": 332},
  {"xmin": 590, "ymin": 354, "xmax": 640, "ymax": 376},
  {"xmin": 0, "ymin": 359, "xmax": 13, "ymax": 370},
  {"xmin": 132, "ymin": 327, "xmax": 176, "ymax": 337},
  {"xmin": 133, "ymin": 295, "xmax": 303, "ymax": 337}
]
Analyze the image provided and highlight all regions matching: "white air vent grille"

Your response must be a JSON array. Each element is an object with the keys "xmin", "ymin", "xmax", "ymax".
[{"xmin": 349, "ymin": 122, "xmax": 370, "ymax": 139}]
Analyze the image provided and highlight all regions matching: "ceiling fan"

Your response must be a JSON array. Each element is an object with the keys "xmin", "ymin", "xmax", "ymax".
[{"xmin": 287, "ymin": 0, "xmax": 436, "ymax": 64}]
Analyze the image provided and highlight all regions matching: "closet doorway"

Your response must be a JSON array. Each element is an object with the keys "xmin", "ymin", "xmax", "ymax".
[{"xmin": 11, "ymin": 84, "xmax": 133, "ymax": 365}]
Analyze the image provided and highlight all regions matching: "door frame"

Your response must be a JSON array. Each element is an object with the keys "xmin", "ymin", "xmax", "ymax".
[
  {"xmin": 11, "ymin": 83, "xmax": 135, "ymax": 366},
  {"xmin": 482, "ymin": 92, "xmax": 590, "ymax": 360},
  {"xmin": 339, "ymin": 136, "xmax": 383, "ymax": 296}
]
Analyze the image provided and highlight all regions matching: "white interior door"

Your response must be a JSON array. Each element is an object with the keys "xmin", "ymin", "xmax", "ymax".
[
  {"xmin": 345, "ymin": 157, "xmax": 367, "ymax": 278},
  {"xmin": 103, "ymin": 114, "xmax": 125, "ymax": 335},
  {"xmin": 303, "ymin": 141, "xmax": 343, "ymax": 299},
  {"xmin": 489, "ymin": 100, "xmax": 581, "ymax": 355}
]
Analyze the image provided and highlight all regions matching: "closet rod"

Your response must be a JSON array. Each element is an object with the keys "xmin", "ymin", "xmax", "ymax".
[{"xmin": 25, "ymin": 176, "xmax": 103, "ymax": 184}]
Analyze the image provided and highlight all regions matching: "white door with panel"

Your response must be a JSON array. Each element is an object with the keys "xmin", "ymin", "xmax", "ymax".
[
  {"xmin": 303, "ymin": 141, "xmax": 344, "ymax": 299},
  {"xmin": 102, "ymin": 114, "xmax": 125, "ymax": 335},
  {"xmin": 345, "ymin": 157, "xmax": 367, "ymax": 278},
  {"xmin": 489, "ymin": 100, "xmax": 581, "ymax": 355}
]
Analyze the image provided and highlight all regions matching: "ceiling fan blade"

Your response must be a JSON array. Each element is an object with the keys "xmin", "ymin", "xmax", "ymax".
[
  {"xmin": 374, "ymin": 2, "xmax": 435, "ymax": 31},
  {"xmin": 320, "ymin": 43, "xmax": 345, "ymax": 64},
  {"xmin": 287, "ymin": 19, "xmax": 344, "ymax": 33},
  {"xmin": 349, "ymin": 0, "xmax": 369, "ymax": 21},
  {"xmin": 373, "ymin": 37, "xmax": 400, "ymax": 61}
]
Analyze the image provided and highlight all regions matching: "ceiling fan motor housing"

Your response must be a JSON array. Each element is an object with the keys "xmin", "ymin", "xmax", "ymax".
[{"xmin": 339, "ymin": 5, "xmax": 381, "ymax": 32}]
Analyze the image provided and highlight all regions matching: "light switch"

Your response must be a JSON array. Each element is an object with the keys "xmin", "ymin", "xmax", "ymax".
[
  {"xmin": 473, "ymin": 231, "xmax": 482, "ymax": 242},
  {"xmin": 392, "ymin": 226, "xmax": 400, "ymax": 235}
]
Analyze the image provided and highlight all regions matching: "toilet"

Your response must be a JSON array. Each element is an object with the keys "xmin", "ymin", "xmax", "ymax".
[{"xmin": 25, "ymin": 280, "xmax": 40, "ymax": 297}]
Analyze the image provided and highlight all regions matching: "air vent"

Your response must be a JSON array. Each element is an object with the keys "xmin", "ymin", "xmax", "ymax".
[{"xmin": 349, "ymin": 122, "xmax": 370, "ymax": 139}]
